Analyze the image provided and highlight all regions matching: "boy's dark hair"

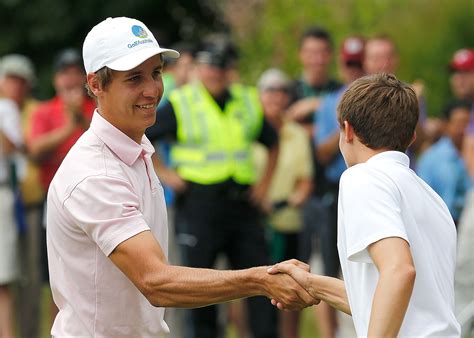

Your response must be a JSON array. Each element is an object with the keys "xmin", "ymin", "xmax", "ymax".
[
  {"xmin": 337, "ymin": 73, "xmax": 419, "ymax": 152},
  {"xmin": 442, "ymin": 100, "xmax": 472, "ymax": 121},
  {"xmin": 299, "ymin": 26, "xmax": 333, "ymax": 50}
]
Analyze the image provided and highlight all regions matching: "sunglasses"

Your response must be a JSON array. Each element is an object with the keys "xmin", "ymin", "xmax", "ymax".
[{"xmin": 263, "ymin": 86, "xmax": 291, "ymax": 94}]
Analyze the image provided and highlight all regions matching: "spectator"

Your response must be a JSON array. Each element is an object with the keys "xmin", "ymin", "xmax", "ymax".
[
  {"xmin": 417, "ymin": 100, "xmax": 471, "ymax": 223},
  {"xmin": 363, "ymin": 35, "xmax": 398, "ymax": 75},
  {"xmin": 27, "ymin": 47, "xmax": 95, "ymax": 325},
  {"xmin": 0, "ymin": 53, "xmax": 43, "ymax": 338},
  {"xmin": 160, "ymin": 41, "xmax": 195, "ymax": 108},
  {"xmin": 0, "ymin": 97, "xmax": 23, "ymax": 338},
  {"xmin": 288, "ymin": 26, "xmax": 342, "ymax": 129},
  {"xmin": 448, "ymin": 48, "xmax": 474, "ymax": 180},
  {"xmin": 255, "ymin": 68, "xmax": 314, "ymax": 338},
  {"xmin": 364, "ymin": 35, "xmax": 428, "ymax": 162},
  {"xmin": 146, "ymin": 35, "xmax": 280, "ymax": 338}
]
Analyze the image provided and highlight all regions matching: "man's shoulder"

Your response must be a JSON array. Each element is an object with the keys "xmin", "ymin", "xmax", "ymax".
[{"xmin": 51, "ymin": 131, "xmax": 131, "ymax": 201}]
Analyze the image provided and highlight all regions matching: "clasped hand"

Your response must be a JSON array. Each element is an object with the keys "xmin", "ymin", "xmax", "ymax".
[{"xmin": 266, "ymin": 259, "xmax": 320, "ymax": 311}]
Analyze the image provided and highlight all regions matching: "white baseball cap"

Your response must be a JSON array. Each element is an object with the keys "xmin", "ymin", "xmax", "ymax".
[{"xmin": 83, "ymin": 17, "xmax": 180, "ymax": 74}]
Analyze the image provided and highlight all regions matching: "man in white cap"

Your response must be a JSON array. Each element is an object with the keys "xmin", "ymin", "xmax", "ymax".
[
  {"xmin": 46, "ymin": 17, "xmax": 317, "ymax": 337},
  {"xmin": 0, "ymin": 54, "xmax": 45, "ymax": 338}
]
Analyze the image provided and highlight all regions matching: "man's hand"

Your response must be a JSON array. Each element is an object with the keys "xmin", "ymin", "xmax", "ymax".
[
  {"xmin": 267, "ymin": 259, "xmax": 319, "ymax": 310},
  {"xmin": 268, "ymin": 260, "xmax": 351, "ymax": 315},
  {"xmin": 287, "ymin": 97, "xmax": 320, "ymax": 122},
  {"xmin": 249, "ymin": 181, "xmax": 270, "ymax": 210},
  {"xmin": 158, "ymin": 167, "xmax": 187, "ymax": 192},
  {"xmin": 261, "ymin": 260, "xmax": 320, "ymax": 311},
  {"xmin": 151, "ymin": 154, "xmax": 187, "ymax": 192}
]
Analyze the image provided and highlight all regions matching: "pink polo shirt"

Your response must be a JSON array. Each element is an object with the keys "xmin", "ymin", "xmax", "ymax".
[{"xmin": 47, "ymin": 110, "xmax": 169, "ymax": 337}]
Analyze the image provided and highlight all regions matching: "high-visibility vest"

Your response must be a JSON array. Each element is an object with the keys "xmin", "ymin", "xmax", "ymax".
[{"xmin": 169, "ymin": 82, "xmax": 263, "ymax": 185}]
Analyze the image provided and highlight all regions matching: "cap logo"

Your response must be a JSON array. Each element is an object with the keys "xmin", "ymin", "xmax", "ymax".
[{"xmin": 131, "ymin": 25, "xmax": 148, "ymax": 39}]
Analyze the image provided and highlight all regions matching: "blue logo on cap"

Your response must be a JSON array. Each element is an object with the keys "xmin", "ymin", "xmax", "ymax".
[{"xmin": 131, "ymin": 25, "xmax": 148, "ymax": 39}]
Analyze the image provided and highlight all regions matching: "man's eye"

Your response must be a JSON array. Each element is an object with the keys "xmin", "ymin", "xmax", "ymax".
[
  {"xmin": 153, "ymin": 70, "xmax": 162, "ymax": 78},
  {"xmin": 128, "ymin": 75, "xmax": 141, "ymax": 82}
]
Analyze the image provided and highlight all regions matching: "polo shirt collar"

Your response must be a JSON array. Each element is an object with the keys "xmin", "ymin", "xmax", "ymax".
[
  {"xmin": 90, "ymin": 110, "xmax": 155, "ymax": 166},
  {"xmin": 367, "ymin": 150, "xmax": 410, "ymax": 167}
]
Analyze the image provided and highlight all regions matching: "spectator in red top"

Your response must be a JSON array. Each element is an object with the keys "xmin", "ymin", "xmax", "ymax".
[
  {"xmin": 26, "ymin": 48, "xmax": 95, "ymax": 325},
  {"xmin": 28, "ymin": 49, "xmax": 95, "ymax": 191}
]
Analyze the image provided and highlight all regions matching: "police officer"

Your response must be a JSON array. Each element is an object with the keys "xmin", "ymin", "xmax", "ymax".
[{"xmin": 147, "ymin": 35, "xmax": 279, "ymax": 338}]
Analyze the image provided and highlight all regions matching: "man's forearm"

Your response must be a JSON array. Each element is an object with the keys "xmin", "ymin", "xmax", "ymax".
[
  {"xmin": 28, "ymin": 125, "xmax": 74, "ymax": 161},
  {"xmin": 316, "ymin": 132, "xmax": 340, "ymax": 165},
  {"xmin": 145, "ymin": 265, "xmax": 266, "ymax": 308}
]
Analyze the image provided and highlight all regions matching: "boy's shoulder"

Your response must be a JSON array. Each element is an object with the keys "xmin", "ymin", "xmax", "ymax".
[{"xmin": 341, "ymin": 159, "xmax": 401, "ymax": 195}]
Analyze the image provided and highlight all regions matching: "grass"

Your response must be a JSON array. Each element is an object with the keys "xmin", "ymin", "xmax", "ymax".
[{"xmin": 226, "ymin": 307, "xmax": 319, "ymax": 338}]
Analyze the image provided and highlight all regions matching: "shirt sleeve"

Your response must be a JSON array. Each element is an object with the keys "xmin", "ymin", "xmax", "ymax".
[
  {"xmin": 145, "ymin": 100, "xmax": 178, "ymax": 143},
  {"xmin": 0, "ymin": 99, "xmax": 23, "ymax": 147},
  {"xmin": 339, "ymin": 166, "xmax": 409, "ymax": 263},
  {"xmin": 315, "ymin": 93, "xmax": 338, "ymax": 145},
  {"xmin": 63, "ymin": 175, "xmax": 150, "ymax": 256}
]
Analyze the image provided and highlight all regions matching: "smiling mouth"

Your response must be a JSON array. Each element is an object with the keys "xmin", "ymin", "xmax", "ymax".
[{"xmin": 136, "ymin": 104, "xmax": 155, "ymax": 109}]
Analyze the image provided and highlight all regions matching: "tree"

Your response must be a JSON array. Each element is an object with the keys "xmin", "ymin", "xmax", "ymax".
[{"xmin": 0, "ymin": 0, "xmax": 225, "ymax": 98}]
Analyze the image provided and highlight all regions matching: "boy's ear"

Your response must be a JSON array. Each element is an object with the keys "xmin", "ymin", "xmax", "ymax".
[
  {"xmin": 343, "ymin": 120, "xmax": 355, "ymax": 143},
  {"xmin": 407, "ymin": 131, "xmax": 417, "ymax": 148},
  {"xmin": 87, "ymin": 73, "xmax": 102, "ymax": 97}
]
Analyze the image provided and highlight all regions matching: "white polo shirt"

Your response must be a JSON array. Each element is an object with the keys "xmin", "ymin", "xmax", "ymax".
[
  {"xmin": 338, "ymin": 151, "xmax": 460, "ymax": 337},
  {"xmin": 47, "ymin": 111, "xmax": 169, "ymax": 337}
]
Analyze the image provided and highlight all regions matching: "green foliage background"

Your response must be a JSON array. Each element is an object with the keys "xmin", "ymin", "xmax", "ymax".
[{"xmin": 226, "ymin": 0, "xmax": 474, "ymax": 116}]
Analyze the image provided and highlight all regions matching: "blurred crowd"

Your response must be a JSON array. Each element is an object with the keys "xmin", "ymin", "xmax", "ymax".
[{"xmin": 0, "ymin": 25, "xmax": 473, "ymax": 338}]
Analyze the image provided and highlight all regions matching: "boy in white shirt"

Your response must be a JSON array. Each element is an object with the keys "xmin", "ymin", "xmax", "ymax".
[{"xmin": 269, "ymin": 73, "xmax": 461, "ymax": 337}]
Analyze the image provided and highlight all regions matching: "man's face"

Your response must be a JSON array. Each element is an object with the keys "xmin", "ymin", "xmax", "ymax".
[
  {"xmin": 174, "ymin": 52, "xmax": 194, "ymax": 87},
  {"xmin": 260, "ymin": 86, "xmax": 291, "ymax": 120},
  {"xmin": 197, "ymin": 63, "xmax": 228, "ymax": 97},
  {"xmin": 446, "ymin": 107, "xmax": 471, "ymax": 148},
  {"xmin": 340, "ymin": 61, "xmax": 365, "ymax": 84},
  {"xmin": 54, "ymin": 65, "xmax": 86, "ymax": 100},
  {"xmin": 1, "ymin": 74, "xmax": 30, "ymax": 106},
  {"xmin": 450, "ymin": 71, "xmax": 474, "ymax": 100},
  {"xmin": 97, "ymin": 55, "xmax": 164, "ymax": 142},
  {"xmin": 364, "ymin": 39, "xmax": 398, "ymax": 75},
  {"xmin": 299, "ymin": 37, "xmax": 332, "ymax": 82}
]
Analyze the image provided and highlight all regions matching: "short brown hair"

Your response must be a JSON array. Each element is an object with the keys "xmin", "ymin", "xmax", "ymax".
[
  {"xmin": 337, "ymin": 73, "xmax": 418, "ymax": 152},
  {"xmin": 85, "ymin": 67, "xmax": 114, "ymax": 99}
]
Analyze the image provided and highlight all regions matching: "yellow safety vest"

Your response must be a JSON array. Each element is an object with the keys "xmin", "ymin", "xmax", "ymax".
[{"xmin": 169, "ymin": 82, "xmax": 263, "ymax": 185}]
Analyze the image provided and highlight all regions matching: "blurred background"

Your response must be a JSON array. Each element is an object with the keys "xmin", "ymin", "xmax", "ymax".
[{"xmin": 0, "ymin": 0, "xmax": 472, "ymax": 115}]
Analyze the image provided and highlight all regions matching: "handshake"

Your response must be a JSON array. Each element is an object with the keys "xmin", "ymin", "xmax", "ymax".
[{"xmin": 262, "ymin": 259, "xmax": 321, "ymax": 311}]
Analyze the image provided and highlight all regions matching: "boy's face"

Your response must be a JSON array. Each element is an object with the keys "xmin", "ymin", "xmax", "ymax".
[{"xmin": 95, "ymin": 55, "xmax": 164, "ymax": 142}]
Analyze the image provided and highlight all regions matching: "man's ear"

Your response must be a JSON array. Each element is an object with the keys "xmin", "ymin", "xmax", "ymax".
[
  {"xmin": 87, "ymin": 73, "xmax": 102, "ymax": 97},
  {"xmin": 407, "ymin": 131, "xmax": 417, "ymax": 148},
  {"xmin": 343, "ymin": 120, "xmax": 354, "ymax": 143}
]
